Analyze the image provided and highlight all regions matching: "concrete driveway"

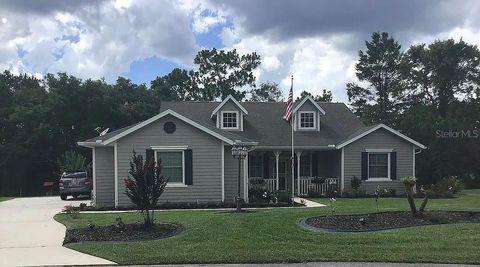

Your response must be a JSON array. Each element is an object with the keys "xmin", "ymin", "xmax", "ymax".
[{"xmin": 0, "ymin": 196, "xmax": 115, "ymax": 267}]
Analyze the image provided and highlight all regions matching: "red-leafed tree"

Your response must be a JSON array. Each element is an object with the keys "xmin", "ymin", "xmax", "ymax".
[{"xmin": 124, "ymin": 151, "xmax": 168, "ymax": 227}]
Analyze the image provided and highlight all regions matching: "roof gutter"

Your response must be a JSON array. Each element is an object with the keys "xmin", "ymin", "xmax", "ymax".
[
  {"xmin": 77, "ymin": 140, "xmax": 106, "ymax": 148},
  {"xmin": 254, "ymin": 145, "xmax": 337, "ymax": 150}
]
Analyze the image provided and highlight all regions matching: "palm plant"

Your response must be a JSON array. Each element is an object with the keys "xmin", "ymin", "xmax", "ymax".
[{"xmin": 57, "ymin": 151, "xmax": 88, "ymax": 172}]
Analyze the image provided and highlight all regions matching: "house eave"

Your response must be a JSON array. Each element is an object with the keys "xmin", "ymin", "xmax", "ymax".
[
  {"xmin": 292, "ymin": 95, "xmax": 326, "ymax": 115},
  {"xmin": 82, "ymin": 109, "xmax": 238, "ymax": 146},
  {"xmin": 336, "ymin": 124, "xmax": 427, "ymax": 149},
  {"xmin": 210, "ymin": 95, "xmax": 249, "ymax": 118},
  {"xmin": 77, "ymin": 141, "xmax": 107, "ymax": 148}
]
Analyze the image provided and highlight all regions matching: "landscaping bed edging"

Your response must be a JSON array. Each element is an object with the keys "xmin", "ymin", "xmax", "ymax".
[
  {"xmin": 64, "ymin": 222, "xmax": 184, "ymax": 244},
  {"xmin": 300, "ymin": 211, "xmax": 480, "ymax": 232}
]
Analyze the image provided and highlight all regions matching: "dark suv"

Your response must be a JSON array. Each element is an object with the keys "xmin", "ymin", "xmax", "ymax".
[{"xmin": 59, "ymin": 171, "xmax": 92, "ymax": 200}]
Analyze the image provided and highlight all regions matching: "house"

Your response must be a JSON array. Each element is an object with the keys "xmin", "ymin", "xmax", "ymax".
[{"xmin": 78, "ymin": 95, "xmax": 426, "ymax": 207}]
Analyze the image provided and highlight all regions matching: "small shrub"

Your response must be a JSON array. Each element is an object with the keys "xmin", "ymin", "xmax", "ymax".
[
  {"xmin": 326, "ymin": 181, "xmax": 339, "ymax": 197},
  {"xmin": 79, "ymin": 203, "xmax": 87, "ymax": 210},
  {"xmin": 114, "ymin": 217, "xmax": 126, "ymax": 232},
  {"xmin": 390, "ymin": 189, "xmax": 397, "ymax": 197},
  {"xmin": 329, "ymin": 197, "xmax": 336, "ymax": 215},
  {"xmin": 425, "ymin": 212, "xmax": 448, "ymax": 224},
  {"xmin": 438, "ymin": 176, "xmax": 465, "ymax": 194},
  {"xmin": 374, "ymin": 186, "xmax": 380, "ymax": 212},
  {"xmin": 124, "ymin": 151, "xmax": 168, "ymax": 228},
  {"xmin": 249, "ymin": 188, "xmax": 272, "ymax": 203},
  {"xmin": 63, "ymin": 205, "xmax": 80, "ymax": 219},
  {"xmin": 274, "ymin": 191, "xmax": 292, "ymax": 204},
  {"xmin": 307, "ymin": 188, "xmax": 322, "ymax": 198},
  {"xmin": 351, "ymin": 176, "xmax": 362, "ymax": 197}
]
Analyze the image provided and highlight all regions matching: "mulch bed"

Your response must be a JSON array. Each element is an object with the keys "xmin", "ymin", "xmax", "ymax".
[
  {"xmin": 64, "ymin": 223, "xmax": 183, "ymax": 244},
  {"xmin": 303, "ymin": 211, "xmax": 480, "ymax": 232}
]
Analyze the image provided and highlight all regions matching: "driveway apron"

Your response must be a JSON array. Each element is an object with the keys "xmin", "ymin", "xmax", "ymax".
[{"xmin": 0, "ymin": 197, "xmax": 115, "ymax": 267}]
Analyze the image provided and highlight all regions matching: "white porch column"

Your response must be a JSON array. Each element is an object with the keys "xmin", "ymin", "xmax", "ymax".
[
  {"xmin": 243, "ymin": 152, "xmax": 249, "ymax": 203},
  {"xmin": 274, "ymin": 151, "xmax": 281, "ymax": 191},
  {"xmin": 295, "ymin": 151, "xmax": 302, "ymax": 196}
]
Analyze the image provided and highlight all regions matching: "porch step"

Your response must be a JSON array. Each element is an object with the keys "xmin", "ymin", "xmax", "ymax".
[{"xmin": 293, "ymin": 197, "xmax": 326, "ymax": 208}]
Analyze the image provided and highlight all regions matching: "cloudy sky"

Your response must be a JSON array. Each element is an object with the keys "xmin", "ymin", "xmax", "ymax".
[{"xmin": 1, "ymin": 0, "xmax": 480, "ymax": 101}]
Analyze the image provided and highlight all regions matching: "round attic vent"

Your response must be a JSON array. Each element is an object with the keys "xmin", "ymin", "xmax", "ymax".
[{"xmin": 163, "ymin": 121, "xmax": 176, "ymax": 134}]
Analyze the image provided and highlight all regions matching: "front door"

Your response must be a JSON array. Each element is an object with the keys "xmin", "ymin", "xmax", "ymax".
[{"xmin": 278, "ymin": 159, "xmax": 288, "ymax": 190}]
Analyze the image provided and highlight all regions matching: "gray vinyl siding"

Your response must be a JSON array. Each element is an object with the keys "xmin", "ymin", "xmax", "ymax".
[
  {"xmin": 216, "ymin": 100, "xmax": 244, "ymax": 131},
  {"xmin": 94, "ymin": 147, "xmax": 115, "ymax": 207},
  {"xmin": 343, "ymin": 128, "xmax": 414, "ymax": 194},
  {"xmin": 224, "ymin": 145, "xmax": 246, "ymax": 203},
  {"xmin": 295, "ymin": 101, "xmax": 321, "ymax": 131},
  {"xmin": 116, "ymin": 115, "xmax": 222, "ymax": 206}
]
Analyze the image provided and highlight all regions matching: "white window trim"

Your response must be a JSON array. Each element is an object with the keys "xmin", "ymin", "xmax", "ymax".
[
  {"xmin": 365, "ymin": 148, "xmax": 393, "ymax": 153},
  {"xmin": 220, "ymin": 110, "xmax": 240, "ymax": 130},
  {"xmin": 153, "ymin": 147, "xmax": 187, "ymax": 187},
  {"xmin": 366, "ymin": 152, "xmax": 391, "ymax": 181},
  {"xmin": 298, "ymin": 111, "xmax": 316, "ymax": 130}
]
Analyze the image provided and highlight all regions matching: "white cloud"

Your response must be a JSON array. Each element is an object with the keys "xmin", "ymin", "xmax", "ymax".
[
  {"xmin": 0, "ymin": 0, "xmax": 199, "ymax": 81},
  {"xmin": 2, "ymin": 0, "xmax": 480, "ymax": 104}
]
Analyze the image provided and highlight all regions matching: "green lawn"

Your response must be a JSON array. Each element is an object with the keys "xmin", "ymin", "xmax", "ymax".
[
  {"xmin": 55, "ymin": 189, "xmax": 480, "ymax": 265},
  {"xmin": 0, "ymin": 197, "xmax": 12, "ymax": 202}
]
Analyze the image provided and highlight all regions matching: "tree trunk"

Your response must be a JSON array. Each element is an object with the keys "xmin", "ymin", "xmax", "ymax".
[
  {"xmin": 419, "ymin": 194, "xmax": 429, "ymax": 212},
  {"xmin": 406, "ymin": 188, "xmax": 417, "ymax": 215}
]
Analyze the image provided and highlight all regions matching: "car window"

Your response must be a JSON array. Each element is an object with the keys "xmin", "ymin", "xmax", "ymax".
[{"xmin": 62, "ymin": 172, "xmax": 87, "ymax": 179}]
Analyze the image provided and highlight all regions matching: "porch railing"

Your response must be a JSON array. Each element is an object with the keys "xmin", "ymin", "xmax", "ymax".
[
  {"xmin": 250, "ymin": 177, "xmax": 339, "ymax": 197},
  {"xmin": 298, "ymin": 177, "xmax": 339, "ymax": 196},
  {"xmin": 263, "ymin": 179, "xmax": 277, "ymax": 192}
]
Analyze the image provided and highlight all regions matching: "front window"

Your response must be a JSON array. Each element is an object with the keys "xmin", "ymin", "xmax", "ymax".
[
  {"xmin": 300, "ymin": 154, "xmax": 311, "ymax": 176},
  {"xmin": 156, "ymin": 151, "xmax": 184, "ymax": 183},
  {"xmin": 221, "ymin": 111, "xmax": 238, "ymax": 129},
  {"xmin": 368, "ymin": 153, "xmax": 389, "ymax": 179},
  {"xmin": 249, "ymin": 153, "xmax": 263, "ymax": 178},
  {"xmin": 299, "ymin": 111, "xmax": 315, "ymax": 129}
]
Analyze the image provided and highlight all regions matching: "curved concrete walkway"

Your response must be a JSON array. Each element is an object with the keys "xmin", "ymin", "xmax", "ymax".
[{"xmin": 0, "ymin": 197, "xmax": 115, "ymax": 267}]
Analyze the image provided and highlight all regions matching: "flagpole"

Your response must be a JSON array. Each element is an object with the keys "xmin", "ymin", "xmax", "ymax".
[{"xmin": 290, "ymin": 75, "xmax": 295, "ymax": 199}]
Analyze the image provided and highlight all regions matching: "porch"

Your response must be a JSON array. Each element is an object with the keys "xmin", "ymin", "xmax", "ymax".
[{"xmin": 247, "ymin": 150, "xmax": 341, "ymax": 197}]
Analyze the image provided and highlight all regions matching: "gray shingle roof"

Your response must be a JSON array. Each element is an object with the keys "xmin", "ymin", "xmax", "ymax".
[
  {"xmin": 82, "ymin": 101, "xmax": 365, "ymax": 147},
  {"xmin": 159, "ymin": 101, "xmax": 364, "ymax": 147},
  {"xmin": 84, "ymin": 123, "xmax": 140, "ymax": 142}
]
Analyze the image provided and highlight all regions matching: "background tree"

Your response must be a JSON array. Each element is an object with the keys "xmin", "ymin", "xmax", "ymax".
[
  {"xmin": 192, "ymin": 48, "xmax": 261, "ymax": 100},
  {"xmin": 249, "ymin": 82, "xmax": 283, "ymax": 101},
  {"xmin": 403, "ymin": 39, "xmax": 480, "ymax": 117},
  {"xmin": 346, "ymin": 32, "xmax": 405, "ymax": 125},
  {"xmin": 151, "ymin": 68, "xmax": 198, "ymax": 101},
  {"xmin": 296, "ymin": 89, "xmax": 333, "ymax": 102},
  {"xmin": 124, "ymin": 151, "xmax": 168, "ymax": 227}
]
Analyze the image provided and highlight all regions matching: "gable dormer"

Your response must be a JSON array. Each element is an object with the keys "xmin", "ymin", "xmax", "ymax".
[
  {"xmin": 211, "ymin": 95, "xmax": 248, "ymax": 131},
  {"xmin": 292, "ymin": 95, "xmax": 326, "ymax": 131}
]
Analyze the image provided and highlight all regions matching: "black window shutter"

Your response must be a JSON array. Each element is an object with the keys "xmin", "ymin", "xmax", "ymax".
[
  {"xmin": 146, "ymin": 149, "xmax": 154, "ymax": 163},
  {"xmin": 263, "ymin": 153, "xmax": 270, "ymax": 179},
  {"xmin": 390, "ymin": 152, "xmax": 397, "ymax": 180},
  {"xmin": 185, "ymin": 149, "xmax": 193, "ymax": 185},
  {"xmin": 311, "ymin": 152, "xmax": 318, "ymax": 177},
  {"xmin": 361, "ymin": 152, "xmax": 368, "ymax": 180}
]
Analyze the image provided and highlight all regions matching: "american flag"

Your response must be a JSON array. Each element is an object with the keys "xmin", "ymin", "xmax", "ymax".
[{"xmin": 283, "ymin": 79, "xmax": 293, "ymax": 122}]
